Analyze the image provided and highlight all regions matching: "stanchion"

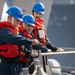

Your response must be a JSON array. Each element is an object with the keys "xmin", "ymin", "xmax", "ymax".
[{"xmin": 31, "ymin": 50, "xmax": 49, "ymax": 75}]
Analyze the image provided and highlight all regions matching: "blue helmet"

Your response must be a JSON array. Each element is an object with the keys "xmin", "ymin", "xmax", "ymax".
[
  {"xmin": 32, "ymin": 2, "xmax": 45, "ymax": 14},
  {"xmin": 22, "ymin": 14, "xmax": 35, "ymax": 26},
  {"xmin": 6, "ymin": 6, "xmax": 23, "ymax": 21}
]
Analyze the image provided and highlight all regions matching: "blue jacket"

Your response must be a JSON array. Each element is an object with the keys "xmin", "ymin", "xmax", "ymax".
[{"xmin": 0, "ymin": 28, "xmax": 32, "ymax": 45}]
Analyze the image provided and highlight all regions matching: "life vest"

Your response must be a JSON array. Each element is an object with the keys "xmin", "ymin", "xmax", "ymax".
[
  {"xmin": 18, "ymin": 25, "xmax": 33, "ymax": 62},
  {"xmin": 33, "ymin": 18, "xmax": 46, "ymax": 46},
  {"xmin": 20, "ymin": 21, "xmax": 23, "ymax": 26},
  {"xmin": 18, "ymin": 25, "xmax": 33, "ymax": 39},
  {"xmin": 0, "ymin": 21, "xmax": 19, "ymax": 58}
]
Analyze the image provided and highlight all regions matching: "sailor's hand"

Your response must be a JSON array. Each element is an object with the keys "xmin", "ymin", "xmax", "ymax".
[
  {"xmin": 31, "ymin": 50, "xmax": 36, "ymax": 56},
  {"xmin": 31, "ymin": 50, "xmax": 38, "ymax": 57},
  {"xmin": 32, "ymin": 39, "xmax": 39, "ymax": 45},
  {"xmin": 47, "ymin": 49, "xmax": 52, "ymax": 53},
  {"xmin": 57, "ymin": 48, "xmax": 64, "ymax": 52}
]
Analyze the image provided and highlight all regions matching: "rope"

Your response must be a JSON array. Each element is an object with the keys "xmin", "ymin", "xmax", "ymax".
[
  {"xmin": 32, "ymin": 65, "xmax": 40, "ymax": 75},
  {"xmin": 28, "ymin": 61, "xmax": 34, "ymax": 69}
]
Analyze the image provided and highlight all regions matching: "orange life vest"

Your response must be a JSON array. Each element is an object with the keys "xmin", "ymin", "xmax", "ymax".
[
  {"xmin": 18, "ymin": 25, "xmax": 33, "ymax": 62},
  {"xmin": 0, "ymin": 21, "xmax": 19, "ymax": 58},
  {"xmin": 33, "ymin": 18, "xmax": 46, "ymax": 46},
  {"xmin": 20, "ymin": 21, "xmax": 23, "ymax": 26},
  {"xmin": 18, "ymin": 25, "xmax": 33, "ymax": 39}
]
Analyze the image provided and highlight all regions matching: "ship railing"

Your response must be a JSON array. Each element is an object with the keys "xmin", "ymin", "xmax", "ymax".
[{"xmin": 23, "ymin": 48, "xmax": 75, "ymax": 75}]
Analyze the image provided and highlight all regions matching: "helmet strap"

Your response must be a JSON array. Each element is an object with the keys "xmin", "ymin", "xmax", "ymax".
[{"xmin": 12, "ymin": 17, "xmax": 14, "ymax": 25}]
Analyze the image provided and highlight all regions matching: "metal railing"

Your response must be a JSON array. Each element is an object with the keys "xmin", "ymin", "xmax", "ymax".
[
  {"xmin": 41, "ymin": 51, "xmax": 75, "ymax": 56},
  {"xmin": 23, "ymin": 48, "xmax": 75, "ymax": 75}
]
